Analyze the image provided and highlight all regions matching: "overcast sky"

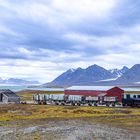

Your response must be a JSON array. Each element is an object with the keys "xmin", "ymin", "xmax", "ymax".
[{"xmin": 0, "ymin": 0, "xmax": 140, "ymax": 83}]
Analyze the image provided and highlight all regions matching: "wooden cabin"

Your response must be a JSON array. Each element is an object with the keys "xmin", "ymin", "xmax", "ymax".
[{"xmin": 0, "ymin": 89, "xmax": 20, "ymax": 104}]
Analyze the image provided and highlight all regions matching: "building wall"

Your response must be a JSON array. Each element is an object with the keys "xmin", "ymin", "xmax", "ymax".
[
  {"xmin": 2, "ymin": 94, "xmax": 9, "ymax": 103},
  {"xmin": 8, "ymin": 97, "xmax": 20, "ymax": 104},
  {"xmin": 106, "ymin": 87, "xmax": 124, "ymax": 102},
  {"xmin": 0, "ymin": 94, "xmax": 20, "ymax": 103},
  {"xmin": 123, "ymin": 93, "xmax": 140, "ymax": 99}
]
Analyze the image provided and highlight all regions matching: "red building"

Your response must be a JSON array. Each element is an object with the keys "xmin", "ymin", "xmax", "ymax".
[{"xmin": 65, "ymin": 86, "xmax": 124, "ymax": 102}]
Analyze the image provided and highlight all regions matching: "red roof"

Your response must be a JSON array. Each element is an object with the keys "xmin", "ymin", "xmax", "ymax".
[{"xmin": 65, "ymin": 90, "xmax": 107, "ymax": 96}]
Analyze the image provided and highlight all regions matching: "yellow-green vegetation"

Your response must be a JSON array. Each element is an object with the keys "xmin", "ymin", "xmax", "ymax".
[
  {"xmin": 2, "ymin": 89, "xmax": 140, "ymax": 134},
  {"xmin": 124, "ymin": 91, "xmax": 140, "ymax": 94},
  {"xmin": 0, "ymin": 104, "xmax": 140, "ymax": 131},
  {"xmin": 17, "ymin": 90, "xmax": 64, "ymax": 101}
]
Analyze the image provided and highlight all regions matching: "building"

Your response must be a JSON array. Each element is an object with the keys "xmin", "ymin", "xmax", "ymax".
[
  {"xmin": 0, "ymin": 89, "xmax": 20, "ymax": 104},
  {"xmin": 123, "ymin": 86, "xmax": 140, "ymax": 99},
  {"xmin": 65, "ymin": 86, "xmax": 124, "ymax": 102}
]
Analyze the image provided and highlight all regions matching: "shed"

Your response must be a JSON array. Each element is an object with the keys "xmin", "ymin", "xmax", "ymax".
[
  {"xmin": 0, "ymin": 89, "xmax": 20, "ymax": 104},
  {"xmin": 65, "ymin": 86, "xmax": 124, "ymax": 102}
]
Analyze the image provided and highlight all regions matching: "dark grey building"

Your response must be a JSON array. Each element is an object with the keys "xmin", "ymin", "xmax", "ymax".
[{"xmin": 0, "ymin": 89, "xmax": 20, "ymax": 104}]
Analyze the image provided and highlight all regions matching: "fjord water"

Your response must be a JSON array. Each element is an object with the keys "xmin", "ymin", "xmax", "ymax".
[
  {"xmin": 0, "ymin": 85, "xmax": 64, "ymax": 92},
  {"xmin": 0, "ymin": 85, "xmax": 140, "ymax": 92}
]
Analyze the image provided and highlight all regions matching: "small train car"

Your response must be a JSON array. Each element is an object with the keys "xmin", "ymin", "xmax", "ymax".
[{"xmin": 122, "ymin": 93, "xmax": 140, "ymax": 107}]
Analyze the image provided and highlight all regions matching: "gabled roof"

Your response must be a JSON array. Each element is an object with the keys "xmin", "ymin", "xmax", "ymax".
[
  {"xmin": 0, "ymin": 89, "xmax": 19, "ymax": 98},
  {"xmin": 107, "ymin": 87, "xmax": 124, "ymax": 92}
]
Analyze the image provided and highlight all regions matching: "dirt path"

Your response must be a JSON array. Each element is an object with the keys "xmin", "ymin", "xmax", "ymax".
[{"xmin": 0, "ymin": 119, "xmax": 139, "ymax": 140}]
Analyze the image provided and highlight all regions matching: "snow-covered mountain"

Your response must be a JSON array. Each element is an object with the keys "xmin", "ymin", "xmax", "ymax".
[
  {"xmin": 109, "ymin": 66, "xmax": 129, "ymax": 78},
  {"xmin": 116, "ymin": 64, "xmax": 140, "ymax": 84},
  {"xmin": 43, "ymin": 64, "xmax": 140, "ymax": 86},
  {"xmin": 48, "ymin": 64, "xmax": 115, "ymax": 86},
  {"xmin": 44, "ymin": 64, "xmax": 123, "ymax": 86},
  {"xmin": 0, "ymin": 78, "xmax": 40, "ymax": 85}
]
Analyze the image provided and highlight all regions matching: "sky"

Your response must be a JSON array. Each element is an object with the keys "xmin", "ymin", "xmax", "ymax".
[{"xmin": 0, "ymin": 0, "xmax": 140, "ymax": 83}]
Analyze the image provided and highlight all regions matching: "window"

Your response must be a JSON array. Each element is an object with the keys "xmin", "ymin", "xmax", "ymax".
[
  {"xmin": 126, "ymin": 94, "xmax": 130, "ymax": 99},
  {"xmin": 138, "ymin": 95, "xmax": 140, "ymax": 98},
  {"xmin": 133, "ymin": 95, "xmax": 136, "ymax": 98}
]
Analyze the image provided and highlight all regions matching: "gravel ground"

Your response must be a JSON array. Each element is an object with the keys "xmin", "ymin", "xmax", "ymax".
[{"xmin": 0, "ymin": 119, "xmax": 139, "ymax": 140}]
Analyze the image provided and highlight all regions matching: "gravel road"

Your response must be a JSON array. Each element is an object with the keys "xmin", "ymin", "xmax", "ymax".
[{"xmin": 0, "ymin": 119, "xmax": 139, "ymax": 140}]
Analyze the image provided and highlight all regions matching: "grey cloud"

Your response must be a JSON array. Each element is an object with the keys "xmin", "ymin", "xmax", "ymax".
[{"xmin": 0, "ymin": 0, "xmax": 140, "ymax": 82}]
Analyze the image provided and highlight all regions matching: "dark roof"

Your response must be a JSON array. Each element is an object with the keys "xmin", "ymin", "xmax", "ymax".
[{"xmin": 0, "ymin": 89, "xmax": 19, "ymax": 98}]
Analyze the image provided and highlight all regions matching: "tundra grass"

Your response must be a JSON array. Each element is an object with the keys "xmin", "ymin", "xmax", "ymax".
[
  {"xmin": 3, "ymin": 89, "xmax": 140, "ymax": 132},
  {"xmin": 124, "ymin": 91, "xmax": 140, "ymax": 94},
  {"xmin": 0, "ymin": 104, "xmax": 140, "ymax": 131}
]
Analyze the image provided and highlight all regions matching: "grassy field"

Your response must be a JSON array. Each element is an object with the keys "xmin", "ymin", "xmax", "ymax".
[
  {"xmin": 15, "ymin": 90, "xmax": 140, "ymax": 130},
  {"xmin": 125, "ymin": 91, "xmax": 140, "ymax": 94},
  {"xmin": 0, "ymin": 90, "xmax": 139, "ymax": 139},
  {"xmin": 1, "ymin": 90, "xmax": 140, "ymax": 140},
  {"xmin": 0, "ymin": 104, "xmax": 140, "ymax": 131}
]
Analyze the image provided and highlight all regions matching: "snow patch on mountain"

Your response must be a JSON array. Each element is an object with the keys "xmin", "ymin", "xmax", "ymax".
[
  {"xmin": 96, "ymin": 78, "xmax": 118, "ymax": 82},
  {"xmin": 109, "ymin": 66, "xmax": 129, "ymax": 78}
]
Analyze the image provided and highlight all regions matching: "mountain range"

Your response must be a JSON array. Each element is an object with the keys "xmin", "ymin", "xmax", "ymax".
[
  {"xmin": 44, "ymin": 64, "xmax": 140, "ymax": 86},
  {"xmin": 0, "ymin": 78, "xmax": 40, "ymax": 85}
]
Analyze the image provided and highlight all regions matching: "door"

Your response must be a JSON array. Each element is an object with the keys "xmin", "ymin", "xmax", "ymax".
[
  {"xmin": 98, "ymin": 96, "xmax": 104, "ymax": 104},
  {"xmin": 0, "ymin": 94, "xmax": 3, "ymax": 102}
]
